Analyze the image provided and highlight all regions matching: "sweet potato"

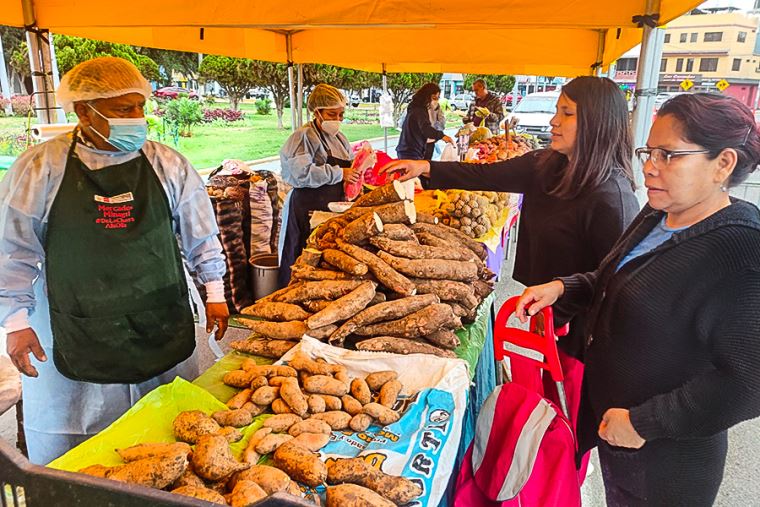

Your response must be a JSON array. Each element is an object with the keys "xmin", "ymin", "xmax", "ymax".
[
  {"xmin": 365, "ymin": 371, "xmax": 398, "ymax": 392},
  {"xmin": 271, "ymin": 399, "xmax": 293, "ymax": 414},
  {"xmin": 350, "ymin": 378, "xmax": 373, "ymax": 404},
  {"xmin": 226, "ymin": 388, "xmax": 254, "ymax": 410},
  {"xmin": 258, "ymin": 282, "xmax": 302, "ymax": 304},
  {"xmin": 173, "ymin": 411, "xmax": 221, "ymax": 444},
  {"xmin": 116, "ymin": 442, "xmax": 191, "ymax": 463},
  {"xmin": 280, "ymin": 377, "xmax": 309, "ymax": 417},
  {"xmin": 171, "ymin": 466, "xmax": 205, "ymax": 489},
  {"xmin": 319, "ymin": 395, "xmax": 343, "ymax": 411},
  {"xmin": 255, "ymin": 433, "xmax": 294, "ymax": 455},
  {"xmin": 306, "ymin": 281, "xmax": 377, "ymax": 330},
  {"xmin": 354, "ymin": 304, "xmax": 458, "ymax": 339},
  {"xmin": 287, "ymin": 351, "xmax": 338, "ymax": 376},
  {"xmin": 273, "ymin": 441, "xmax": 327, "ymax": 487},
  {"xmin": 241, "ymin": 402, "xmax": 266, "ymax": 417},
  {"xmin": 329, "ymin": 294, "xmax": 440, "ymax": 346},
  {"xmin": 263, "ymin": 413, "xmax": 303, "ymax": 432},
  {"xmin": 276, "ymin": 280, "xmax": 365, "ymax": 304},
  {"xmin": 425, "ymin": 329, "xmax": 462, "ymax": 350},
  {"xmin": 366, "ymin": 474, "xmax": 424, "ymax": 505},
  {"xmin": 378, "ymin": 223, "xmax": 417, "ymax": 242},
  {"xmin": 352, "ymin": 180, "xmax": 406, "ymax": 208},
  {"xmin": 228, "ymin": 480, "xmax": 267, "ymax": 507},
  {"xmin": 222, "ymin": 369, "xmax": 254, "ymax": 388},
  {"xmin": 212, "ymin": 409, "xmax": 253, "ymax": 428},
  {"xmin": 379, "ymin": 380, "xmax": 403, "ymax": 408},
  {"xmin": 336, "ymin": 239, "xmax": 416, "ymax": 296},
  {"xmin": 241, "ymin": 427, "xmax": 271, "ymax": 464},
  {"xmin": 357, "ymin": 336, "xmax": 458, "ymax": 358},
  {"xmin": 326, "ymin": 484, "xmax": 395, "ymax": 507},
  {"xmin": 289, "ymin": 418, "xmax": 332, "ymax": 437},
  {"xmin": 334, "ymin": 366, "xmax": 350, "ymax": 385},
  {"xmin": 251, "ymin": 386, "xmax": 280, "ymax": 406},
  {"xmin": 229, "ymin": 464, "xmax": 290, "ymax": 494},
  {"xmin": 308, "ymin": 394, "xmax": 326, "ymax": 414},
  {"xmin": 377, "ymin": 251, "xmax": 478, "ymax": 282},
  {"xmin": 191, "ymin": 435, "xmax": 249, "ymax": 481},
  {"xmin": 171, "ymin": 486, "xmax": 226, "ymax": 504},
  {"xmin": 217, "ymin": 426, "xmax": 243, "ymax": 443},
  {"xmin": 323, "ymin": 248, "xmax": 369, "ymax": 276},
  {"xmin": 229, "ymin": 338, "xmax": 296, "ymax": 358},
  {"xmin": 305, "ymin": 323, "xmax": 339, "ymax": 341},
  {"xmin": 311, "ymin": 411, "xmax": 352, "ymax": 430},
  {"xmin": 267, "ymin": 376, "xmax": 288, "ymax": 387},
  {"xmin": 79, "ymin": 464, "xmax": 121, "ymax": 478},
  {"xmin": 349, "ymin": 413, "xmax": 373, "ymax": 432},
  {"xmin": 303, "ymin": 375, "xmax": 350, "ymax": 396},
  {"xmin": 249, "ymin": 376, "xmax": 269, "ymax": 390},
  {"xmin": 341, "ymin": 395, "xmax": 364, "ymax": 416},
  {"xmin": 240, "ymin": 320, "xmax": 308, "ymax": 340},
  {"xmin": 292, "ymin": 432, "xmax": 331, "ymax": 452},
  {"xmin": 302, "ymin": 299, "xmax": 334, "ymax": 312},
  {"xmin": 411, "ymin": 278, "xmax": 480, "ymax": 309},
  {"xmin": 243, "ymin": 364, "xmax": 297, "ymax": 378},
  {"xmin": 370, "ymin": 236, "xmax": 473, "ymax": 262},
  {"xmin": 241, "ymin": 302, "xmax": 311, "ymax": 322},
  {"xmin": 362, "ymin": 403, "xmax": 400, "ymax": 426},
  {"xmin": 291, "ymin": 264, "xmax": 358, "ymax": 281}
]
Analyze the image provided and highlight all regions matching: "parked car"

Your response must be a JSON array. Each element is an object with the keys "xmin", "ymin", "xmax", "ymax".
[
  {"xmin": 450, "ymin": 93, "xmax": 474, "ymax": 111},
  {"xmin": 154, "ymin": 86, "xmax": 199, "ymax": 100},
  {"xmin": 506, "ymin": 91, "xmax": 560, "ymax": 144},
  {"xmin": 500, "ymin": 92, "xmax": 520, "ymax": 108}
]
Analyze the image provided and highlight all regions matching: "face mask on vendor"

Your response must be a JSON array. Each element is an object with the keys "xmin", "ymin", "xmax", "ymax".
[
  {"xmin": 316, "ymin": 108, "xmax": 345, "ymax": 136},
  {"xmin": 87, "ymin": 103, "xmax": 148, "ymax": 152}
]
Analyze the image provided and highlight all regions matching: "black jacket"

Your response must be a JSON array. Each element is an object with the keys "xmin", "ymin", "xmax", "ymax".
[
  {"xmin": 396, "ymin": 103, "xmax": 444, "ymax": 160},
  {"xmin": 556, "ymin": 199, "xmax": 760, "ymax": 451},
  {"xmin": 430, "ymin": 150, "xmax": 640, "ymax": 356}
]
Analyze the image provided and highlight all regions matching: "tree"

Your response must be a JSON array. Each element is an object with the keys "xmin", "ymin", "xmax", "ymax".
[
  {"xmin": 53, "ymin": 35, "xmax": 160, "ymax": 81},
  {"xmin": 463, "ymin": 74, "xmax": 516, "ymax": 95},
  {"xmin": 248, "ymin": 61, "xmax": 291, "ymax": 129},
  {"xmin": 0, "ymin": 26, "xmax": 29, "ymax": 93},
  {"xmin": 137, "ymin": 48, "xmax": 198, "ymax": 86},
  {"xmin": 386, "ymin": 72, "xmax": 442, "ymax": 123},
  {"xmin": 198, "ymin": 55, "xmax": 257, "ymax": 110},
  {"xmin": 303, "ymin": 65, "xmax": 381, "ymax": 107}
]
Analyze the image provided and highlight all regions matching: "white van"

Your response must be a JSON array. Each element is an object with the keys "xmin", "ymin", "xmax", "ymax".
[{"xmin": 507, "ymin": 91, "xmax": 560, "ymax": 143}]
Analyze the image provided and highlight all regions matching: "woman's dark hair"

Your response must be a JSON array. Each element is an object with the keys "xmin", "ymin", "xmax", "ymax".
[
  {"xmin": 658, "ymin": 93, "xmax": 760, "ymax": 187},
  {"xmin": 410, "ymin": 83, "xmax": 440, "ymax": 108},
  {"xmin": 544, "ymin": 76, "xmax": 635, "ymax": 199}
]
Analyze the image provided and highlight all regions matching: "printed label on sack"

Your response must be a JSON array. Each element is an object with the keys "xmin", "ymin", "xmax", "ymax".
[{"xmin": 94, "ymin": 192, "xmax": 134, "ymax": 204}]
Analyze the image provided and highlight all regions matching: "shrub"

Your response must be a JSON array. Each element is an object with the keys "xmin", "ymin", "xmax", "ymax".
[
  {"xmin": 0, "ymin": 132, "xmax": 31, "ymax": 156},
  {"xmin": 255, "ymin": 98, "xmax": 272, "ymax": 115},
  {"xmin": 203, "ymin": 108, "xmax": 244, "ymax": 123},
  {"xmin": 162, "ymin": 97, "xmax": 203, "ymax": 137},
  {"xmin": 3, "ymin": 95, "xmax": 33, "ymax": 117}
]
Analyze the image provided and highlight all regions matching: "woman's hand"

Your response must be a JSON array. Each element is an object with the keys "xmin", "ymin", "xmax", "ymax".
[
  {"xmin": 206, "ymin": 302, "xmax": 229, "ymax": 341},
  {"xmin": 442, "ymin": 135, "xmax": 454, "ymax": 145},
  {"xmin": 514, "ymin": 280, "xmax": 565, "ymax": 323},
  {"xmin": 7, "ymin": 328, "xmax": 46, "ymax": 377},
  {"xmin": 380, "ymin": 160, "xmax": 431, "ymax": 181},
  {"xmin": 342, "ymin": 166, "xmax": 361, "ymax": 184},
  {"xmin": 599, "ymin": 408, "xmax": 646, "ymax": 449}
]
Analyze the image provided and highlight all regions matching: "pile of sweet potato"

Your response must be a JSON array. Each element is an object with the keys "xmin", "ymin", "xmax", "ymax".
[{"xmin": 231, "ymin": 182, "xmax": 496, "ymax": 359}]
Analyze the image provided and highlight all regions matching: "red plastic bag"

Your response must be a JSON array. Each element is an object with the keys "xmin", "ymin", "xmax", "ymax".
[{"xmin": 363, "ymin": 150, "xmax": 398, "ymax": 187}]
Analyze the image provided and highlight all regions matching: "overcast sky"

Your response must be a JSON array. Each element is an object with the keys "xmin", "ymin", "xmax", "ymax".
[{"xmin": 700, "ymin": 0, "xmax": 757, "ymax": 10}]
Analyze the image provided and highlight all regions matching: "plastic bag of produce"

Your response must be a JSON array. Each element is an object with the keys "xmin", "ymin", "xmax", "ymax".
[
  {"xmin": 440, "ymin": 143, "xmax": 459, "ymax": 162},
  {"xmin": 363, "ymin": 150, "xmax": 396, "ymax": 187},
  {"xmin": 249, "ymin": 179, "xmax": 273, "ymax": 256}
]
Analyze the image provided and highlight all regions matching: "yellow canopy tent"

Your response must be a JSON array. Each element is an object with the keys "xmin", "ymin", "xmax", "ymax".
[{"xmin": 1, "ymin": 0, "xmax": 701, "ymax": 76}]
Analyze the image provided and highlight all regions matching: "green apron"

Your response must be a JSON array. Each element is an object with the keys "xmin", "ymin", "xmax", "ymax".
[{"xmin": 44, "ymin": 133, "xmax": 195, "ymax": 384}]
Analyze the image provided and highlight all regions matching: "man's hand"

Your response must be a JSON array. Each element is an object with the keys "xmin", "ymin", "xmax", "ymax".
[
  {"xmin": 599, "ymin": 408, "xmax": 646, "ymax": 449},
  {"xmin": 206, "ymin": 302, "xmax": 229, "ymax": 341},
  {"xmin": 379, "ymin": 159, "xmax": 431, "ymax": 181},
  {"xmin": 7, "ymin": 328, "xmax": 46, "ymax": 377}
]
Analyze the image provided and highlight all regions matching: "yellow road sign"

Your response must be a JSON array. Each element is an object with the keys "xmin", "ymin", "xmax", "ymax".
[
  {"xmin": 680, "ymin": 79, "xmax": 694, "ymax": 91},
  {"xmin": 716, "ymin": 79, "xmax": 730, "ymax": 92}
]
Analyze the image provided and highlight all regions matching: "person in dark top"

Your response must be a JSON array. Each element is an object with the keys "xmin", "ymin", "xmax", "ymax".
[
  {"xmin": 396, "ymin": 83, "xmax": 453, "ymax": 160},
  {"xmin": 463, "ymin": 78, "xmax": 505, "ymax": 135},
  {"xmin": 515, "ymin": 93, "xmax": 760, "ymax": 506},
  {"xmin": 384, "ymin": 76, "xmax": 640, "ymax": 360}
]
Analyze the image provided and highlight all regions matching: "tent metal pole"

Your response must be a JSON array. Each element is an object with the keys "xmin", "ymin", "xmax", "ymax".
[
  {"xmin": 286, "ymin": 33, "xmax": 296, "ymax": 133},
  {"xmin": 382, "ymin": 64, "xmax": 388, "ymax": 153},
  {"xmin": 0, "ymin": 37, "xmax": 14, "ymax": 116},
  {"xmin": 630, "ymin": 0, "xmax": 664, "ymax": 203},
  {"xmin": 297, "ymin": 63, "xmax": 303, "ymax": 126},
  {"xmin": 594, "ymin": 30, "xmax": 606, "ymax": 76}
]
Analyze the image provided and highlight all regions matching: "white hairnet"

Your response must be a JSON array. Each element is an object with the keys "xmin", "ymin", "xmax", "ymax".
[
  {"xmin": 307, "ymin": 84, "xmax": 346, "ymax": 112},
  {"xmin": 56, "ymin": 56, "xmax": 153, "ymax": 112}
]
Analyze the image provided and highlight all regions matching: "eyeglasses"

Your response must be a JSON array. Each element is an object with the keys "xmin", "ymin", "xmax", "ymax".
[{"xmin": 635, "ymin": 147, "xmax": 712, "ymax": 168}]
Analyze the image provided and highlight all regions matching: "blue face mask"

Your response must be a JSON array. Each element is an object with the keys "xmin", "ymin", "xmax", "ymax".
[{"xmin": 87, "ymin": 103, "xmax": 148, "ymax": 152}]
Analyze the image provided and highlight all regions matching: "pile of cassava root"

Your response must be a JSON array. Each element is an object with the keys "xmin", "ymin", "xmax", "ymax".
[
  {"xmin": 78, "ymin": 350, "xmax": 421, "ymax": 506},
  {"xmin": 230, "ymin": 181, "xmax": 496, "ymax": 360}
]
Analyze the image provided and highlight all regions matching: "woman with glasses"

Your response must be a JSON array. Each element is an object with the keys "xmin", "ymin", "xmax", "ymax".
[
  {"xmin": 515, "ymin": 93, "xmax": 760, "ymax": 506},
  {"xmin": 383, "ymin": 76, "xmax": 639, "ymax": 363}
]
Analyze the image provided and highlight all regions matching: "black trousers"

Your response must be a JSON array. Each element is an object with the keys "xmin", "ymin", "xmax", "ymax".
[{"xmin": 598, "ymin": 432, "xmax": 727, "ymax": 507}]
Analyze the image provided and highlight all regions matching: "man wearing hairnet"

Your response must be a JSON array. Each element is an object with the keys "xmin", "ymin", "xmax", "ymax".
[
  {"xmin": 277, "ymin": 84, "xmax": 360, "ymax": 286},
  {"xmin": 0, "ymin": 57, "xmax": 228, "ymax": 464}
]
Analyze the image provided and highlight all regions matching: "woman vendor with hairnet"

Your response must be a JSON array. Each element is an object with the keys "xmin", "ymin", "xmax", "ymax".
[
  {"xmin": 0, "ymin": 57, "xmax": 228, "ymax": 464},
  {"xmin": 278, "ymin": 84, "xmax": 360, "ymax": 286}
]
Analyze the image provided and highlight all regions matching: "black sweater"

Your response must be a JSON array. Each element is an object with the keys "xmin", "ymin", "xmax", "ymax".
[
  {"xmin": 556, "ymin": 200, "xmax": 760, "ymax": 450},
  {"xmin": 396, "ymin": 103, "xmax": 444, "ymax": 160},
  {"xmin": 430, "ymin": 150, "xmax": 640, "ymax": 356}
]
